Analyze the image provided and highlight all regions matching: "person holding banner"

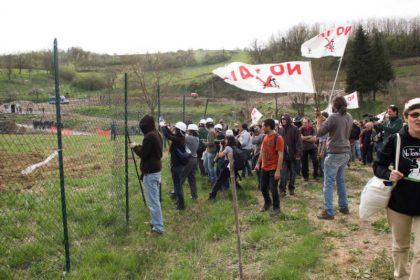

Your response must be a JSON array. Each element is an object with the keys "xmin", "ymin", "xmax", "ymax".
[
  {"xmin": 374, "ymin": 105, "xmax": 403, "ymax": 154},
  {"xmin": 316, "ymin": 96, "xmax": 353, "ymax": 220}
]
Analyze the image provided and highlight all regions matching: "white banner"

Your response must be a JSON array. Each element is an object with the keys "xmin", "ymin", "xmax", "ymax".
[
  {"xmin": 251, "ymin": 108, "xmax": 263, "ymax": 124},
  {"xmin": 213, "ymin": 61, "xmax": 316, "ymax": 94},
  {"xmin": 301, "ymin": 25, "xmax": 352, "ymax": 58},
  {"xmin": 344, "ymin": 91, "xmax": 359, "ymax": 109}
]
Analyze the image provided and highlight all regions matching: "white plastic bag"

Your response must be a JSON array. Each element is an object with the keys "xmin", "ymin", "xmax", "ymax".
[
  {"xmin": 359, "ymin": 133, "xmax": 400, "ymax": 220},
  {"xmin": 359, "ymin": 177, "xmax": 392, "ymax": 219}
]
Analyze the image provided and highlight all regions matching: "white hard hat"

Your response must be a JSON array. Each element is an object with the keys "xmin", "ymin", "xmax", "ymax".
[
  {"xmin": 275, "ymin": 119, "xmax": 279, "ymax": 125},
  {"xmin": 175, "ymin": 121, "xmax": 187, "ymax": 132},
  {"xmin": 206, "ymin": 117, "xmax": 214, "ymax": 124},
  {"xmin": 199, "ymin": 119, "xmax": 206, "ymax": 125},
  {"xmin": 187, "ymin": 124, "xmax": 198, "ymax": 131},
  {"xmin": 225, "ymin": 129, "xmax": 234, "ymax": 136},
  {"xmin": 214, "ymin": 124, "xmax": 223, "ymax": 131}
]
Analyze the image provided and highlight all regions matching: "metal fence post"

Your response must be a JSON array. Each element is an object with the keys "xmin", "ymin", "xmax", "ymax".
[
  {"xmin": 53, "ymin": 38, "xmax": 71, "ymax": 273},
  {"xmin": 124, "ymin": 73, "xmax": 129, "ymax": 226}
]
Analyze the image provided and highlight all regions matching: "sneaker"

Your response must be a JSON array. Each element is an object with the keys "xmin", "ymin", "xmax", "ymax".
[
  {"xmin": 270, "ymin": 208, "xmax": 280, "ymax": 216},
  {"xmin": 259, "ymin": 203, "xmax": 271, "ymax": 212},
  {"xmin": 280, "ymin": 191, "xmax": 287, "ymax": 197},
  {"xmin": 146, "ymin": 230, "xmax": 163, "ymax": 237},
  {"xmin": 339, "ymin": 208, "xmax": 350, "ymax": 215},
  {"xmin": 317, "ymin": 210, "xmax": 334, "ymax": 220}
]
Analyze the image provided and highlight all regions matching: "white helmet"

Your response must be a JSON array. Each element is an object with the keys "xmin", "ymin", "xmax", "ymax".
[
  {"xmin": 206, "ymin": 117, "xmax": 214, "ymax": 124},
  {"xmin": 175, "ymin": 121, "xmax": 187, "ymax": 132},
  {"xmin": 274, "ymin": 119, "xmax": 279, "ymax": 125},
  {"xmin": 214, "ymin": 123, "xmax": 223, "ymax": 131},
  {"xmin": 187, "ymin": 124, "xmax": 198, "ymax": 131},
  {"xmin": 199, "ymin": 119, "xmax": 206, "ymax": 125},
  {"xmin": 225, "ymin": 129, "xmax": 234, "ymax": 136}
]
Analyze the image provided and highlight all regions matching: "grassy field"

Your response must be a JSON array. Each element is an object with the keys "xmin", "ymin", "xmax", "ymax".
[{"xmin": 0, "ymin": 132, "xmax": 395, "ymax": 279}]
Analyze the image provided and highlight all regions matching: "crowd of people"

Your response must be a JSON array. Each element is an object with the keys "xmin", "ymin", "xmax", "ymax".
[{"xmin": 129, "ymin": 97, "xmax": 420, "ymax": 280}]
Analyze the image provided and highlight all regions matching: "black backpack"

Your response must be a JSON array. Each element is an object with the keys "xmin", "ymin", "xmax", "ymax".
[
  {"xmin": 232, "ymin": 147, "xmax": 247, "ymax": 171},
  {"xmin": 262, "ymin": 132, "xmax": 288, "ymax": 159}
]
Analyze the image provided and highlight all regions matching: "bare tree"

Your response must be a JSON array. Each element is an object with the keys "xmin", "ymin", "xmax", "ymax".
[
  {"xmin": 104, "ymin": 69, "xmax": 118, "ymax": 107},
  {"xmin": 6, "ymin": 55, "xmax": 13, "ymax": 81},
  {"xmin": 246, "ymin": 39, "xmax": 265, "ymax": 63},
  {"xmin": 15, "ymin": 53, "xmax": 26, "ymax": 75},
  {"xmin": 130, "ymin": 53, "xmax": 179, "ymax": 116}
]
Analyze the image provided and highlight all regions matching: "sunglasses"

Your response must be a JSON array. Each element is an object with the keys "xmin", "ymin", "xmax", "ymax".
[{"xmin": 408, "ymin": 112, "xmax": 420, "ymax": 118}]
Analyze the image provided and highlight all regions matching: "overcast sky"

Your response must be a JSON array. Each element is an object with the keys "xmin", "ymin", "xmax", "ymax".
[{"xmin": 1, "ymin": 0, "xmax": 418, "ymax": 55}]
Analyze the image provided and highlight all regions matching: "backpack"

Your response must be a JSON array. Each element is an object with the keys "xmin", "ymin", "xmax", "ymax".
[
  {"xmin": 263, "ymin": 132, "xmax": 289, "ymax": 160},
  {"xmin": 232, "ymin": 147, "xmax": 248, "ymax": 171},
  {"xmin": 174, "ymin": 144, "xmax": 191, "ymax": 165}
]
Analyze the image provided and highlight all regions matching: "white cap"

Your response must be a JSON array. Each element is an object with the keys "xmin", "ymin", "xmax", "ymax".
[
  {"xmin": 187, "ymin": 124, "xmax": 198, "ymax": 131},
  {"xmin": 175, "ymin": 121, "xmax": 187, "ymax": 132},
  {"xmin": 225, "ymin": 129, "xmax": 234, "ymax": 136},
  {"xmin": 199, "ymin": 119, "xmax": 206, "ymax": 125},
  {"xmin": 214, "ymin": 124, "xmax": 223, "ymax": 131},
  {"xmin": 206, "ymin": 117, "xmax": 214, "ymax": 124},
  {"xmin": 405, "ymin": 98, "xmax": 420, "ymax": 111}
]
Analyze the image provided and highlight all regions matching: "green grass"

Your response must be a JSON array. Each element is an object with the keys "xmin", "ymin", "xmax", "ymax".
[{"xmin": 395, "ymin": 64, "xmax": 420, "ymax": 77}]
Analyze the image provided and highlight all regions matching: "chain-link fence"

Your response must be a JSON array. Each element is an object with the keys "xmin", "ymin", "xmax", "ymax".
[{"xmin": 0, "ymin": 41, "xmax": 130, "ymax": 279}]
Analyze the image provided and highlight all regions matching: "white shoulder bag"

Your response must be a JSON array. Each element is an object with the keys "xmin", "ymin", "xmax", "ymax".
[{"xmin": 359, "ymin": 133, "xmax": 401, "ymax": 220}]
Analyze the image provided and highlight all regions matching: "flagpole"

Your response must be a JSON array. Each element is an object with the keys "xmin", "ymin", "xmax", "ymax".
[{"xmin": 328, "ymin": 56, "xmax": 343, "ymax": 104}]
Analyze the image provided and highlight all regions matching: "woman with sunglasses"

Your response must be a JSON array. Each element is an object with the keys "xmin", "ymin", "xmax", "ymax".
[{"xmin": 373, "ymin": 98, "xmax": 420, "ymax": 280}]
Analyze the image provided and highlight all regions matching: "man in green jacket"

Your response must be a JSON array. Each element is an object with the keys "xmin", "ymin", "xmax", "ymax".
[{"xmin": 374, "ymin": 104, "xmax": 403, "ymax": 153}]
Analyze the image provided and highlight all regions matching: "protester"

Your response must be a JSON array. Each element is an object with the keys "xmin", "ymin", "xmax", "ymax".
[
  {"xmin": 197, "ymin": 119, "xmax": 208, "ymax": 176},
  {"xmin": 300, "ymin": 117, "xmax": 319, "ymax": 181},
  {"xmin": 317, "ymin": 112, "xmax": 329, "ymax": 177},
  {"xmin": 238, "ymin": 123, "xmax": 253, "ymax": 177},
  {"xmin": 374, "ymin": 104, "xmax": 403, "ymax": 153},
  {"xmin": 161, "ymin": 121, "xmax": 188, "ymax": 210},
  {"xmin": 316, "ymin": 96, "xmax": 353, "ymax": 220},
  {"xmin": 360, "ymin": 122, "xmax": 375, "ymax": 165},
  {"xmin": 182, "ymin": 124, "xmax": 199, "ymax": 200},
  {"xmin": 204, "ymin": 118, "xmax": 217, "ymax": 185},
  {"xmin": 251, "ymin": 124, "xmax": 264, "ymax": 189},
  {"xmin": 255, "ymin": 119, "xmax": 284, "ymax": 216},
  {"xmin": 208, "ymin": 135, "xmax": 243, "ymax": 200},
  {"xmin": 373, "ymin": 98, "xmax": 420, "ymax": 280},
  {"xmin": 279, "ymin": 114, "xmax": 302, "ymax": 196},
  {"xmin": 129, "ymin": 115, "xmax": 164, "ymax": 236}
]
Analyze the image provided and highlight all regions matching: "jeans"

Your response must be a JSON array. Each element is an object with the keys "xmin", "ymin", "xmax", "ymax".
[
  {"xmin": 171, "ymin": 165, "xmax": 185, "ymax": 208},
  {"xmin": 241, "ymin": 149, "xmax": 253, "ymax": 177},
  {"xmin": 205, "ymin": 152, "xmax": 217, "ymax": 184},
  {"xmin": 354, "ymin": 140, "xmax": 361, "ymax": 160},
  {"xmin": 143, "ymin": 172, "xmax": 164, "ymax": 233},
  {"xmin": 280, "ymin": 159, "xmax": 298, "ymax": 193},
  {"xmin": 260, "ymin": 170, "xmax": 280, "ymax": 210},
  {"xmin": 302, "ymin": 148, "xmax": 319, "ymax": 179},
  {"xmin": 181, "ymin": 157, "xmax": 198, "ymax": 199},
  {"xmin": 323, "ymin": 153, "xmax": 350, "ymax": 216}
]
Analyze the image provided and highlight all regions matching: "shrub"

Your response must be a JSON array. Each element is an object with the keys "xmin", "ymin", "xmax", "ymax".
[
  {"xmin": 60, "ymin": 63, "xmax": 76, "ymax": 82},
  {"xmin": 72, "ymin": 72, "xmax": 106, "ymax": 91}
]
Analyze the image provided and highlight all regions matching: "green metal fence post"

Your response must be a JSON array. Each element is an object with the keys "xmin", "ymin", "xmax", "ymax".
[
  {"xmin": 53, "ymin": 38, "xmax": 71, "ymax": 273},
  {"xmin": 124, "ymin": 73, "xmax": 129, "ymax": 226}
]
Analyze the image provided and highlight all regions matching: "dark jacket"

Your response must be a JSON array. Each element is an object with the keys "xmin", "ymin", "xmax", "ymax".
[
  {"xmin": 374, "ymin": 116, "xmax": 403, "ymax": 142},
  {"xmin": 282, "ymin": 115, "xmax": 302, "ymax": 160},
  {"xmin": 133, "ymin": 115, "xmax": 163, "ymax": 174},
  {"xmin": 373, "ymin": 125, "xmax": 420, "ymax": 216},
  {"xmin": 162, "ymin": 126, "xmax": 186, "ymax": 167}
]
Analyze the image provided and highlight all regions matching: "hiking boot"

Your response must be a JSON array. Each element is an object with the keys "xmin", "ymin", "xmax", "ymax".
[
  {"xmin": 259, "ymin": 203, "xmax": 271, "ymax": 212},
  {"xmin": 146, "ymin": 230, "xmax": 163, "ymax": 237},
  {"xmin": 339, "ymin": 207, "xmax": 350, "ymax": 215},
  {"xmin": 317, "ymin": 210, "xmax": 334, "ymax": 220},
  {"xmin": 270, "ymin": 208, "xmax": 280, "ymax": 216}
]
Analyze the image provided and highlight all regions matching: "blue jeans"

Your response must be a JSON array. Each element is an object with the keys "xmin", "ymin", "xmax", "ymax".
[
  {"xmin": 205, "ymin": 152, "xmax": 217, "ymax": 184},
  {"xmin": 143, "ymin": 172, "xmax": 164, "ymax": 233},
  {"xmin": 354, "ymin": 140, "xmax": 361, "ymax": 159},
  {"xmin": 323, "ymin": 153, "xmax": 350, "ymax": 216}
]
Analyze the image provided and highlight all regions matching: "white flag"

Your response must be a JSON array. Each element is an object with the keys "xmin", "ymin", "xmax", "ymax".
[
  {"xmin": 213, "ymin": 61, "xmax": 316, "ymax": 94},
  {"xmin": 376, "ymin": 111, "xmax": 387, "ymax": 122},
  {"xmin": 344, "ymin": 91, "xmax": 359, "ymax": 109},
  {"xmin": 301, "ymin": 25, "xmax": 352, "ymax": 58},
  {"xmin": 251, "ymin": 108, "xmax": 263, "ymax": 124}
]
